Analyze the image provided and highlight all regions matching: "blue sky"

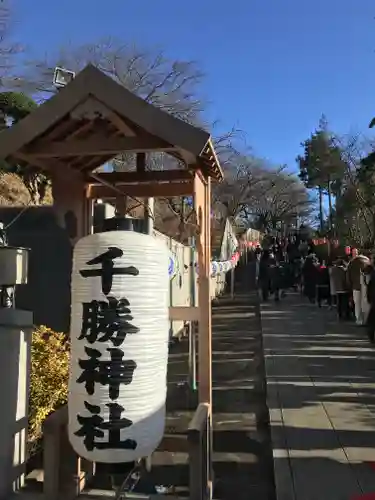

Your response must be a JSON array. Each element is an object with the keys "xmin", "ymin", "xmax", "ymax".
[{"xmin": 12, "ymin": 0, "xmax": 375, "ymax": 170}]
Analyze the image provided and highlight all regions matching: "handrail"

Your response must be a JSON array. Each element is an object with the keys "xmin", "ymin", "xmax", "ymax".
[
  {"xmin": 42, "ymin": 403, "xmax": 213, "ymax": 500},
  {"xmin": 42, "ymin": 405, "xmax": 94, "ymax": 500},
  {"xmin": 188, "ymin": 403, "xmax": 212, "ymax": 500}
]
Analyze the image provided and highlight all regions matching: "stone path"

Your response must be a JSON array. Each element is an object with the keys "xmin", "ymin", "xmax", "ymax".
[
  {"xmin": 149, "ymin": 264, "xmax": 275, "ymax": 499},
  {"xmin": 262, "ymin": 292, "xmax": 375, "ymax": 500},
  {"xmin": 210, "ymin": 290, "xmax": 274, "ymax": 500}
]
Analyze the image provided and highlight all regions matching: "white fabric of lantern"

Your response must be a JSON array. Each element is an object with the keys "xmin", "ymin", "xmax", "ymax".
[{"xmin": 68, "ymin": 231, "xmax": 170, "ymax": 464}]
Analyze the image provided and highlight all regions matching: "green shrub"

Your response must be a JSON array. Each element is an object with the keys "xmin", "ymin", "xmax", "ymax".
[{"xmin": 29, "ymin": 326, "xmax": 70, "ymax": 447}]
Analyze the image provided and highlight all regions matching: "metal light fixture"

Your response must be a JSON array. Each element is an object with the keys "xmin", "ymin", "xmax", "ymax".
[{"xmin": 53, "ymin": 66, "xmax": 76, "ymax": 88}]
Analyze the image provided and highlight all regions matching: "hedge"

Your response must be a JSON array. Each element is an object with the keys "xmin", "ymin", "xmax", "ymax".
[{"xmin": 29, "ymin": 326, "xmax": 69, "ymax": 454}]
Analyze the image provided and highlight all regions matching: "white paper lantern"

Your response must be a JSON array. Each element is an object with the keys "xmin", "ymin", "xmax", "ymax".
[{"xmin": 68, "ymin": 230, "xmax": 170, "ymax": 464}]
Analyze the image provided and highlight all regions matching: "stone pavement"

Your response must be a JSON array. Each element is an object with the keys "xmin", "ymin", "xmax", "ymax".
[
  {"xmin": 262, "ymin": 292, "xmax": 375, "ymax": 500},
  {"xmin": 210, "ymin": 290, "xmax": 275, "ymax": 500},
  {"xmin": 149, "ymin": 272, "xmax": 275, "ymax": 499}
]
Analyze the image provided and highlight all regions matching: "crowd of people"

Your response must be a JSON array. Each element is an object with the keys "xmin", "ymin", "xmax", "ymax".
[{"xmin": 254, "ymin": 237, "xmax": 375, "ymax": 343}]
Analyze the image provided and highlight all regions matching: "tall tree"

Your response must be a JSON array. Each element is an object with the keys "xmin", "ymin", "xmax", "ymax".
[
  {"xmin": 332, "ymin": 133, "xmax": 375, "ymax": 247},
  {"xmin": 0, "ymin": 92, "xmax": 51, "ymax": 204},
  {"xmin": 0, "ymin": 3, "xmax": 51, "ymax": 204},
  {"xmin": 297, "ymin": 115, "xmax": 345, "ymax": 233},
  {"xmin": 248, "ymin": 169, "xmax": 312, "ymax": 234},
  {"xmin": 24, "ymin": 38, "xmax": 205, "ymax": 124}
]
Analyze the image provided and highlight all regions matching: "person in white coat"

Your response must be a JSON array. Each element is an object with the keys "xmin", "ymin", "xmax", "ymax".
[
  {"xmin": 361, "ymin": 264, "xmax": 373, "ymax": 325},
  {"xmin": 347, "ymin": 249, "xmax": 370, "ymax": 325}
]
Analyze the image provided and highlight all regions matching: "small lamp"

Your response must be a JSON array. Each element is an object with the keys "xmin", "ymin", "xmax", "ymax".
[{"xmin": 53, "ymin": 66, "xmax": 76, "ymax": 88}]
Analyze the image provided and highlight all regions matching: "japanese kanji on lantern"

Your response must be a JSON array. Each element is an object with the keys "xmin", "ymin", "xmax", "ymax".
[{"xmin": 68, "ymin": 230, "xmax": 170, "ymax": 464}]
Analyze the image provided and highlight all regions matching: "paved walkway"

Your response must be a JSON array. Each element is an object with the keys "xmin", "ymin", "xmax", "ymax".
[
  {"xmin": 262, "ymin": 292, "xmax": 375, "ymax": 500},
  {"xmin": 210, "ymin": 290, "xmax": 274, "ymax": 500},
  {"xmin": 148, "ymin": 264, "xmax": 275, "ymax": 499}
]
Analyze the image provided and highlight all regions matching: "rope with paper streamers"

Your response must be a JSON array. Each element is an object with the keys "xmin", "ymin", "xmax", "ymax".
[
  {"xmin": 167, "ymin": 250, "xmax": 242, "ymax": 279},
  {"xmin": 168, "ymin": 253, "xmax": 179, "ymax": 280}
]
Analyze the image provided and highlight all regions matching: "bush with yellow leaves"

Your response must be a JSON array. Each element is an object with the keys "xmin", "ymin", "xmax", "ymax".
[{"xmin": 29, "ymin": 325, "xmax": 70, "ymax": 450}]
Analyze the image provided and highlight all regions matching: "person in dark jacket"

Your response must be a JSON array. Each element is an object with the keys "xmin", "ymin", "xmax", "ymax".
[
  {"xmin": 331, "ymin": 259, "xmax": 350, "ymax": 320},
  {"xmin": 302, "ymin": 254, "xmax": 318, "ymax": 303},
  {"xmin": 316, "ymin": 261, "xmax": 331, "ymax": 308},
  {"xmin": 269, "ymin": 257, "xmax": 284, "ymax": 302},
  {"xmin": 258, "ymin": 250, "xmax": 271, "ymax": 301}
]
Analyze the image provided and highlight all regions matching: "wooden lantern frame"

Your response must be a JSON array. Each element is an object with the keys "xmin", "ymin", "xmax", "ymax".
[{"xmin": 0, "ymin": 66, "xmax": 223, "ymax": 489}]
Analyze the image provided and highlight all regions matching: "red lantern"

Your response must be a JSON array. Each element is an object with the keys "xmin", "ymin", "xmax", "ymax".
[{"xmin": 345, "ymin": 246, "xmax": 351, "ymax": 256}]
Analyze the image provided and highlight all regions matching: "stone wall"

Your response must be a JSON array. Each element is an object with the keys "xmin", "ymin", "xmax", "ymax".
[{"xmin": 0, "ymin": 207, "xmax": 72, "ymax": 333}]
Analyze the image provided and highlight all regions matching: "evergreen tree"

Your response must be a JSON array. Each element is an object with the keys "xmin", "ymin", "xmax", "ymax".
[{"xmin": 297, "ymin": 115, "xmax": 345, "ymax": 233}]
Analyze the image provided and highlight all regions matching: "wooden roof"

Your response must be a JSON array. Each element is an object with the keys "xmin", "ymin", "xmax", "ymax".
[{"xmin": 0, "ymin": 64, "xmax": 223, "ymax": 182}]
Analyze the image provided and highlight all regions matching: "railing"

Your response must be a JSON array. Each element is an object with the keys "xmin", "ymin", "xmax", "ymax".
[
  {"xmin": 154, "ymin": 230, "xmax": 227, "ymax": 339},
  {"xmin": 188, "ymin": 403, "xmax": 212, "ymax": 500},
  {"xmin": 43, "ymin": 403, "xmax": 212, "ymax": 500},
  {"xmin": 42, "ymin": 406, "xmax": 95, "ymax": 500}
]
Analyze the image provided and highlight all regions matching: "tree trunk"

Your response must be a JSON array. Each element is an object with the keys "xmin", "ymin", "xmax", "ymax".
[
  {"xmin": 327, "ymin": 180, "xmax": 333, "ymax": 234},
  {"xmin": 318, "ymin": 187, "xmax": 324, "ymax": 232}
]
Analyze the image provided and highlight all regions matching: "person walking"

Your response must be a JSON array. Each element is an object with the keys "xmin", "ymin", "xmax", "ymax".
[
  {"xmin": 269, "ymin": 255, "xmax": 283, "ymax": 302},
  {"xmin": 258, "ymin": 250, "xmax": 272, "ymax": 302},
  {"xmin": 328, "ymin": 259, "xmax": 337, "ymax": 308},
  {"xmin": 316, "ymin": 260, "xmax": 331, "ymax": 308},
  {"xmin": 361, "ymin": 264, "xmax": 373, "ymax": 326},
  {"xmin": 366, "ymin": 259, "xmax": 375, "ymax": 342},
  {"xmin": 347, "ymin": 249, "xmax": 370, "ymax": 325},
  {"xmin": 302, "ymin": 253, "xmax": 318, "ymax": 303},
  {"xmin": 331, "ymin": 259, "xmax": 351, "ymax": 320}
]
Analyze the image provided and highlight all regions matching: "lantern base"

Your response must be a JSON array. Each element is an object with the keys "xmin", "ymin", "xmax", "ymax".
[
  {"xmin": 0, "ymin": 309, "xmax": 32, "ymax": 499},
  {"xmin": 94, "ymin": 460, "xmax": 158, "ymax": 497}
]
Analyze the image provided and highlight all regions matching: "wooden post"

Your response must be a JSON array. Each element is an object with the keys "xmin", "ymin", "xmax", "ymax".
[
  {"xmin": 52, "ymin": 172, "xmax": 91, "ymax": 243},
  {"xmin": 194, "ymin": 172, "xmax": 212, "ymax": 407},
  {"xmin": 194, "ymin": 172, "xmax": 213, "ymax": 499}
]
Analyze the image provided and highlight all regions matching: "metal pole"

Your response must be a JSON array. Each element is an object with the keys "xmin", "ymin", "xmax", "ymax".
[
  {"xmin": 188, "ymin": 321, "xmax": 197, "ymax": 391},
  {"xmin": 145, "ymin": 198, "xmax": 154, "ymax": 235},
  {"xmin": 230, "ymin": 266, "xmax": 235, "ymax": 299},
  {"xmin": 188, "ymin": 236, "xmax": 197, "ymax": 391}
]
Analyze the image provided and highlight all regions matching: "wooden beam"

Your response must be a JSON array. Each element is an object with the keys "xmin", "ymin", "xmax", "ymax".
[
  {"xmin": 23, "ymin": 136, "xmax": 178, "ymax": 158},
  {"xmin": 87, "ymin": 180, "xmax": 194, "ymax": 199},
  {"xmin": 136, "ymin": 152, "xmax": 146, "ymax": 172},
  {"xmin": 88, "ymin": 170, "xmax": 193, "ymax": 184},
  {"xmin": 169, "ymin": 306, "xmax": 200, "ymax": 322},
  {"xmin": 13, "ymin": 152, "xmax": 83, "ymax": 182},
  {"xmin": 70, "ymin": 96, "xmax": 137, "ymax": 137}
]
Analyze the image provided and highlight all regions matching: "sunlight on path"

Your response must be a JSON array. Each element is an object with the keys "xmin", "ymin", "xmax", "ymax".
[{"xmin": 262, "ymin": 293, "xmax": 375, "ymax": 500}]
